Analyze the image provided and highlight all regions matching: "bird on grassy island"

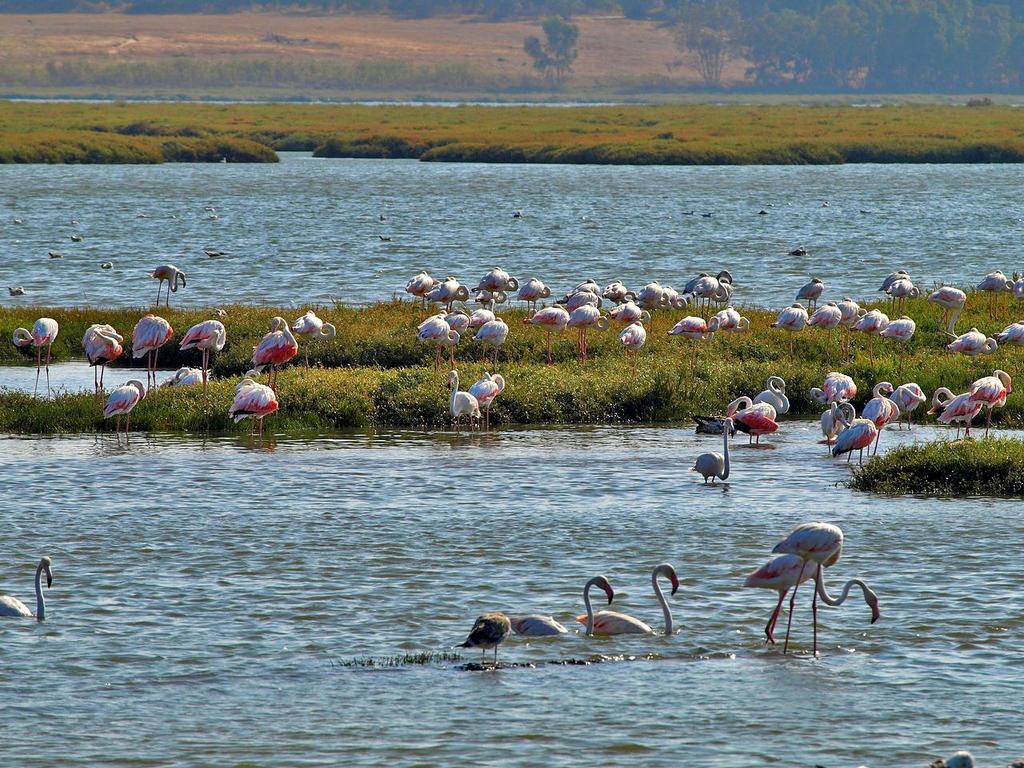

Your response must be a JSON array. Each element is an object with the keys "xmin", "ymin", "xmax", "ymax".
[
  {"xmin": 180, "ymin": 319, "xmax": 227, "ymax": 392},
  {"xmin": 884, "ymin": 278, "xmax": 919, "ymax": 314},
  {"xmin": 468, "ymin": 371, "xmax": 504, "ymax": 430},
  {"xmin": 888, "ymin": 383, "xmax": 927, "ymax": 430},
  {"xmin": 291, "ymin": 311, "xmax": 336, "ymax": 369},
  {"xmin": 83, "ymin": 323, "xmax": 124, "ymax": 392},
  {"xmin": 995, "ymin": 321, "xmax": 1024, "ymax": 347},
  {"xmin": 851, "ymin": 309, "xmax": 889, "ymax": 361},
  {"xmin": 0, "ymin": 557, "xmax": 53, "ymax": 622},
  {"xmin": 12, "ymin": 317, "xmax": 59, "ymax": 397},
  {"xmin": 445, "ymin": 310, "xmax": 471, "ymax": 338},
  {"xmin": 947, "ymin": 327, "xmax": 998, "ymax": 358},
  {"xmin": 831, "ymin": 403, "xmax": 878, "ymax": 466},
  {"xmin": 753, "ymin": 376, "xmax": 790, "ymax": 415},
  {"xmin": 103, "ymin": 379, "xmax": 145, "ymax": 441},
  {"xmin": 132, "ymin": 314, "xmax": 173, "ymax": 392},
  {"xmin": 568, "ymin": 304, "xmax": 609, "ymax": 362},
  {"xmin": 151, "ymin": 264, "xmax": 186, "ymax": 307},
  {"xmin": 468, "ymin": 308, "xmax": 495, "ymax": 330},
  {"xmin": 448, "ymin": 369, "xmax": 480, "ymax": 431},
  {"xmin": 418, "ymin": 313, "xmax": 458, "ymax": 371},
  {"xmin": 861, "ymin": 382, "xmax": 900, "ymax": 454},
  {"xmin": 636, "ymin": 281, "xmax": 670, "ymax": 310},
  {"xmin": 229, "ymin": 377, "xmax": 279, "ymax": 438},
  {"xmin": 602, "ymin": 280, "xmax": 636, "ymax": 305},
  {"xmin": 525, "ymin": 305, "xmax": 570, "ymax": 365},
  {"xmin": 577, "ymin": 564, "xmax": 679, "ymax": 636},
  {"xmin": 405, "ymin": 271, "xmax": 437, "ymax": 307},
  {"xmin": 165, "ymin": 367, "xmax": 204, "ymax": 387},
  {"xmin": 808, "ymin": 301, "xmax": 842, "ymax": 331},
  {"xmin": 516, "ymin": 277, "xmax": 551, "ymax": 312},
  {"xmin": 977, "ymin": 270, "xmax": 1014, "ymax": 317},
  {"xmin": 880, "ymin": 315, "xmax": 916, "ymax": 371},
  {"xmin": 927, "ymin": 286, "xmax": 968, "ymax": 336},
  {"xmin": 474, "ymin": 267, "xmax": 519, "ymax": 294},
  {"xmin": 712, "ymin": 306, "xmax": 749, "ymax": 333},
  {"xmin": 610, "ymin": 300, "xmax": 651, "ymax": 327},
  {"xmin": 879, "ymin": 270, "xmax": 910, "ymax": 293},
  {"xmin": 425, "ymin": 277, "xmax": 470, "ymax": 312},
  {"xmin": 252, "ymin": 317, "xmax": 299, "ymax": 391},
  {"xmin": 619, "ymin": 320, "xmax": 646, "ymax": 370},
  {"xmin": 744, "ymin": 553, "xmax": 816, "ymax": 645},
  {"xmin": 693, "ymin": 417, "xmax": 733, "ymax": 484},
  {"xmin": 796, "ymin": 278, "xmax": 824, "ymax": 311},
  {"xmin": 474, "ymin": 318, "xmax": 509, "ymax": 369},
  {"xmin": 560, "ymin": 289, "xmax": 601, "ymax": 313},
  {"xmin": 459, "ymin": 612, "xmax": 511, "ymax": 665},
  {"xmin": 929, "ymin": 387, "xmax": 983, "ymax": 439},
  {"xmin": 772, "ymin": 304, "xmax": 808, "ymax": 355},
  {"xmin": 473, "ymin": 289, "xmax": 507, "ymax": 310},
  {"xmin": 968, "ymin": 369, "xmax": 1011, "ymax": 437}
]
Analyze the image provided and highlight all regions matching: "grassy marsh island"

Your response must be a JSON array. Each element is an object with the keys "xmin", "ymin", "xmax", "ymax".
[{"xmin": 4, "ymin": 102, "xmax": 1024, "ymax": 165}]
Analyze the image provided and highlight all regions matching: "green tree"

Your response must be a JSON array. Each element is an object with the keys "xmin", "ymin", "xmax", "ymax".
[
  {"xmin": 674, "ymin": 0, "xmax": 741, "ymax": 87},
  {"xmin": 524, "ymin": 16, "xmax": 580, "ymax": 85}
]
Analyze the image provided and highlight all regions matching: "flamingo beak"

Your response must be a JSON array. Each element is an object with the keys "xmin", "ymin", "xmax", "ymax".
[
  {"xmin": 603, "ymin": 585, "xmax": 615, "ymax": 604},
  {"xmin": 46, "ymin": 568, "xmax": 52, "ymax": 588},
  {"xmin": 670, "ymin": 575, "xmax": 680, "ymax": 596},
  {"xmin": 870, "ymin": 600, "xmax": 880, "ymax": 624}
]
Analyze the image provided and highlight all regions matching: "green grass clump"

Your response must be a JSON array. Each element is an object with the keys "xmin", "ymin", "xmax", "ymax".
[
  {"xmin": 851, "ymin": 438, "xmax": 1024, "ymax": 496},
  {"xmin": 334, "ymin": 652, "xmax": 463, "ymax": 667}
]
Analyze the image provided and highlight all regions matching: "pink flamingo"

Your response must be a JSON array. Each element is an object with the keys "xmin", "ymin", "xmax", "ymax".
[
  {"xmin": 405, "ymin": 271, "xmax": 437, "ymax": 308},
  {"xmin": 474, "ymin": 266, "xmax": 519, "ymax": 294},
  {"xmin": 82, "ymin": 324, "xmax": 123, "ymax": 393},
  {"xmin": 602, "ymin": 280, "xmax": 636, "ymax": 305},
  {"xmin": 516, "ymin": 277, "xmax": 551, "ymax": 312},
  {"xmin": 888, "ymin": 383, "xmax": 927, "ymax": 429},
  {"xmin": 524, "ymin": 306, "xmax": 570, "ymax": 365},
  {"xmin": 836, "ymin": 297, "xmax": 866, "ymax": 356},
  {"xmin": 425, "ymin": 277, "xmax": 470, "ymax": 312},
  {"xmin": 103, "ymin": 379, "xmax": 145, "ymax": 441},
  {"xmin": 796, "ymin": 277, "xmax": 824, "ymax": 311},
  {"xmin": 810, "ymin": 371, "xmax": 857, "ymax": 405},
  {"xmin": 132, "ymin": 314, "xmax": 173, "ymax": 392},
  {"xmin": 229, "ymin": 377, "xmax": 279, "ymax": 438},
  {"xmin": 968, "ymin": 370, "xmax": 1011, "ymax": 437},
  {"xmin": 567, "ymin": 304, "xmax": 609, "ymax": 362},
  {"xmin": 668, "ymin": 315, "xmax": 717, "ymax": 374},
  {"xmin": 831, "ymin": 404, "xmax": 878, "ymax": 465},
  {"xmin": 179, "ymin": 319, "xmax": 227, "ymax": 392},
  {"xmin": 576, "ymin": 564, "xmax": 679, "ymax": 635},
  {"xmin": 744, "ymin": 553, "xmax": 816, "ymax": 644},
  {"xmin": 619, "ymin": 320, "xmax": 646, "ymax": 370},
  {"xmin": 929, "ymin": 388, "xmax": 983, "ymax": 439},
  {"xmin": 995, "ymin": 321, "xmax": 1024, "ymax": 347},
  {"xmin": 252, "ymin": 316, "xmax": 299, "ymax": 391},
  {"xmin": 884, "ymin": 277, "xmax": 919, "ymax": 314},
  {"xmin": 509, "ymin": 613, "xmax": 568, "ymax": 636},
  {"xmin": 291, "ymin": 311, "xmax": 336, "ymax": 369},
  {"xmin": 726, "ymin": 396, "xmax": 779, "ymax": 446},
  {"xmin": 468, "ymin": 308, "xmax": 495, "ymax": 330},
  {"xmin": 928, "ymin": 286, "xmax": 967, "ymax": 335},
  {"xmin": 561, "ymin": 290, "xmax": 601, "ymax": 313},
  {"xmin": 880, "ymin": 315, "xmax": 916, "ymax": 373},
  {"xmin": 474, "ymin": 318, "xmax": 509, "ymax": 369},
  {"xmin": 609, "ymin": 300, "xmax": 651, "ymax": 327},
  {"xmin": 468, "ymin": 372, "xmax": 505, "ymax": 429},
  {"xmin": 12, "ymin": 317, "xmax": 59, "ymax": 396},
  {"xmin": 977, "ymin": 270, "xmax": 1013, "ymax": 318},
  {"xmin": 772, "ymin": 304, "xmax": 808, "ymax": 356},
  {"xmin": 947, "ymin": 328, "xmax": 998, "ymax": 359},
  {"xmin": 417, "ymin": 313, "xmax": 457, "ymax": 370},
  {"xmin": 771, "ymin": 522, "xmax": 880, "ymax": 655},
  {"xmin": 151, "ymin": 264, "xmax": 186, "ymax": 307},
  {"xmin": 851, "ymin": 309, "xmax": 889, "ymax": 362},
  {"xmin": 808, "ymin": 301, "xmax": 843, "ymax": 355},
  {"xmin": 861, "ymin": 382, "xmax": 900, "ymax": 454}
]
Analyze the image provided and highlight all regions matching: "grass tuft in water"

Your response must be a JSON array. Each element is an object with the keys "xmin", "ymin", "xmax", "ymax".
[{"xmin": 334, "ymin": 652, "xmax": 464, "ymax": 668}]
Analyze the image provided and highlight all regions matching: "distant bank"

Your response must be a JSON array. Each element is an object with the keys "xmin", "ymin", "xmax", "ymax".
[{"xmin": 2, "ymin": 101, "xmax": 1024, "ymax": 165}]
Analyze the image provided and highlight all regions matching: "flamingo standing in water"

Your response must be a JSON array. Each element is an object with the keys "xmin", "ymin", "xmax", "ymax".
[
  {"xmin": 103, "ymin": 379, "xmax": 145, "ymax": 441},
  {"xmin": 0, "ymin": 557, "xmax": 53, "ymax": 621},
  {"xmin": 619, "ymin": 320, "xmax": 647, "ymax": 370},
  {"xmin": 727, "ymin": 397, "xmax": 779, "ymax": 445},
  {"xmin": 809, "ymin": 372, "xmax": 857, "ymax": 405},
  {"xmin": 947, "ymin": 328, "xmax": 998, "ymax": 359},
  {"xmin": 888, "ymin": 383, "xmax": 927, "ymax": 429},
  {"xmin": 291, "ymin": 311, "xmax": 336, "ymax": 369},
  {"xmin": 578, "ymin": 575, "xmax": 616, "ymax": 635},
  {"xmin": 968, "ymin": 369, "xmax": 1012, "ymax": 437},
  {"xmin": 567, "ymin": 304, "xmax": 608, "ymax": 362},
  {"xmin": 229, "ymin": 377, "xmax": 279, "ymax": 438},
  {"xmin": 928, "ymin": 286, "xmax": 967, "ymax": 336},
  {"xmin": 693, "ymin": 417, "xmax": 732, "ymax": 484},
  {"xmin": 179, "ymin": 319, "xmax": 226, "ymax": 392},
  {"xmin": 82, "ymin": 323, "xmax": 123, "ymax": 393},
  {"xmin": 510, "ymin": 612, "xmax": 568, "ymax": 636},
  {"xmin": 468, "ymin": 372, "xmax": 505, "ymax": 429},
  {"xmin": 12, "ymin": 317, "xmax": 59, "ymax": 396},
  {"xmin": 516, "ymin": 277, "xmax": 551, "ymax": 312},
  {"xmin": 252, "ymin": 317, "xmax": 299, "ymax": 391},
  {"xmin": 744, "ymin": 553, "xmax": 816, "ymax": 644},
  {"xmin": 405, "ymin": 271, "xmax": 437, "ymax": 307},
  {"xmin": 772, "ymin": 304, "xmax": 808, "ymax": 356},
  {"xmin": 525, "ymin": 306, "xmax": 570, "ymax": 365},
  {"xmin": 669, "ymin": 315, "xmax": 717, "ymax": 374},
  {"xmin": 447, "ymin": 369, "xmax": 480, "ymax": 431},
  {"xmin": 576, "ymin": 564, "xmax": 679, "ymax": 635},
  {"xmin": 831, "ymin": 404, "xmax": 878, "ymax": 465},
  {"xmin": 151, "ymin": 264, "xmax": 186, "ymax": 307},
  {"xmin": 929, "ymin": 388, "xmax": 983, "ymax": 439},
  {"xmin": 132, "ymin": 314, "xmax": 173, "ymax": 392},
  {"xmin": 474, "ymin": 318, "xmax": 509, "ymax": 369},
  {"xmin": 460, "ymin": 612, "xmax": 512, "ymax": 665},
  {"xmin": 861, "ymin": 382, "xmax": 900, "ymax": 454},
  {"xmin": 820, "ymin": 401, "xmax": 854, "ymax": 449}
]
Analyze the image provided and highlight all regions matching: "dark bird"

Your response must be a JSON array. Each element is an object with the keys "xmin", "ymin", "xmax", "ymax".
[
  {"xmin": 48, "ymin": 251, "xmax": 63, "ymax": 259},
  {"xmin": 459, "ymin": 612, "xmax": 512, "ymax": 665},
  {"xmin": 70, "ymin": 234, "xmax": 83, "ymax": 242},
  {"xmin": 694, "ymin": 415, "xmax": 737, "ymax": 435},
  {"xmin": 379, "ymin": 235, "xmax": 392, "ymax": 242},
  {"xmin": 789, "ymin": 247, "xmax": 808, "ymax": 256}
]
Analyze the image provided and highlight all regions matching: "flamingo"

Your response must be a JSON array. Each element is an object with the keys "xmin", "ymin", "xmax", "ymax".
[
  {"xmin": 851, "ymin": 309, "xmax": 889, "ymax": 362},
  {"xmin": 179, "ymin": 319, "xmax": 227, "ymax": 392},
  {"xmin": 417, "ymin": 313, "xmax": 458, "ymax": 370},
  {"xmin": 744, "ymin": 553, "xmax": 816, "ymax": 644},
  {"xmin": 796, "ymin": 277, "xmax": 824, "ymax": 311},
  {"xmin": 861, "ymin": 382, "xmax": 899, "ymax": 454},
  {"xmin": 831, "ymin": 404, "xmax": 879, "ymax": 466},
  {"xmin": 879, "ymin": 315, "xmax": 916, "ymax": 372},
  {"xmin": 468, "ymin": 308, "xmax": 495, "ymax": 330},
  {"xmin": 165, "ymin": 366, "xmax": 204, "ymax": 387},
  {"xmin": 968, "ymin": 369, "xmax": 1012, "ymax": 437},
  {"xmin": 636, "ymin": 281, "xmax": 669, "ymax": 311},
  {"xmin": 576, "ymin": 564, "xmax": 679, "ymax": 635},
  {"xmin": 885, "ymin": 278, "xmax": 920, "ymax": 314},
  {"xmin": 559, "ymin": 290, "xmax": 601, "ymax": 313},
  {"xmin": 229, "ymin": 377, "xmax": 279, "ymax": 438},
  {"xmin": 772, "ymin": 304, "xmax": 808, "ymax": 355},
  {"xmin": 509, "ymin": 613, "xmax": 568, "ymax": 636},
  {"xmin": 693, "ymin": 417, "xmax": 732, "ymax": 484},
  {"xmin": 473, "ymin": 289, "xmax": 507, "ymax": 310},
  {"xmin": 995, "ymin": 321, "xmax": 1024, "ymax": 347},
  {"xmin": 619, "ymin": 320, "xmax": 646, "ymax": 370},
  {"xmin": 567, "ymin": 304, "xmax": 608, "ymax": 362},
  {"xmin": 444, "ymin": 311, "xmax": 471, "ymax": 366},
  {"xmin": 809, "ymin": 372, "xmax": 857, "ymax": 405},
  {"xmin": 12, "ymin": 317, "xmax": 58, "ymax": 396},
  {"xmin": 252, "ymin": 317, "xmax": 299, "ymax": 391},
  {"xmin": 977, "ymin": 270, "xmax": 1013, "ymax": 318},
  {"xmin": 468, "ymin": 372, "xmax": 504, "ymax": 429},
  {"xmin": 602, "ymin": 280, "xmax": 636, "ymax": 305},
  {"xmin": 516, "ymin": 277, "xmax": 551, "ymax": 312},
  {"xmin": 405, "ymin": 270, "xmax": 437, "ymax": 307},
  {"xmin": 691, "ymin": 274, "xmax": 731, "ymax": 316},
  {"xmin": 813, "ymin": 565, "xmax": 882, "ymax": 651},
  {"xmin": 0, "ymin": 557, "xmax": 53, "ymax": 622},
  {"xmin": 808, "ymin": 301, "xmax": 842, "ymax": 335},
  {"xmin": 662, "ymin": 285, "xmax": 688, "ymax": 309},
  {"xmin": 474, "ymin": 318, "xmax": 509, "ymax": 369},
  {"xmin": 425, "ymin": 277, "xmax": 470, "ymax": 312},
  {"xmin": 668, "ymin": 315, "xmax": 717, "ymax": 374},
  {"xmin": 151, "ymin": 264, "xmax": 186, "ymax": 307},
  {"xmin": 291, "ymin": 311, "xmax": 336, "ymax": 369},
  {"xmin": 878, "ymin": 270, "xmax": 910, "ymax": 294},
  {"xmin": 947, "ymin": 328, "xmax": 998, "ymax": 359},
  {"xmin": 458, "ymin": 612, "xmax": 512, "ymax": 665},
  {"xmin": 132, "ymin": 314, "xmax": 173, "ymax": 392},
  {"xmin": 929, "ymin": 387, "xmax": 984, "ymax": 439},
  {"xmin": 475, "ymin": 267, "xmax": 519, "ymax": 295},
  {"xmin": 820, "ymin": 401, "xmax": 854, "ymax": 449},
  {"xmin": 448, "ymin": 370, "xmax": 480, "ymax": 430},
  {"xmin": 524, "ymin": 306, "xmax": 570, "ymax": 365},
  {"xmin": 711, "ymin": 306, "xmax": 750, "ymax": 356},
  {"xmin": 103, "ymin": 379, "xmax": 146, "ymax": 440},
  {"xmin": 836, "ymin": 297, "xmax": 866, "ymax": 356},
  {"xmin": 82, "ymin": 323, "xmax": 123, "ymax": 393},
  {"xmin": 888, "ymin": 383, "xmax": 927, "ymax": 429},
  {"xmin": 609, "ymin": 301, "xmax": 651, "ymax": 327},
  {"xmin": 579, "ymin": 575, "xmax": 616, "ymax": 636},
  {"xmin": 752, "ymin": 376, "xmax": 790, "ymax": 415},
  {"xmin": 928, "ymin": 286, "xmax": 967, "ymax": 336},
  {"xmin": 727, "ymin": 396, "xmax": 779, "ymax": 445}
]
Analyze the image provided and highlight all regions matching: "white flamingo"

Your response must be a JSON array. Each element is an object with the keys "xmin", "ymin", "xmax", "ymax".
[
  {"xmin": 576, "ymin": 564, "xmax": 679, "ymax": 636},
  {"xmin": 752, "ymin": 376, "xmax": 790, "ymax": 415},
  {"xmin": 291, "ymin": 311, "xmax": 336, "ymax": 369},
  {"xmin": 888, "ymin": 383, "xmax": 927, "ymax": 429},
  {"xmin": 82, "ymin": 323, "xmax": 123, "ymax": 392},
  {"xmin": 468, "ymin": 372, "xmax": 505, "ymax": 429},
  {"xmin": 928, "ymin": 286, "xmax": 967, "ymax": 335},
  {"xmin": 12, "ymin": 317, "xmax": 59, "ymax": 396},
  {"xmin": 179, "ymin": 319, "xmax": 227, "ymax": 392},
  {"xmin": 103, "ymin": 379, "xmax": 146, "ymax": 440},
  {"xmin": 448, "ymin": 370, "xmax": 480, "ymax": 431},
  {"xmin": 474, "ymin": 318, "xmax": 509, "ymax": 368},
  {"xmin": 0, "ymin": 557, "xmax": 53, "ymax": 621},
  {"xmin": 693, "ymin": 417, "xmax": 732, "ymax": 484}
]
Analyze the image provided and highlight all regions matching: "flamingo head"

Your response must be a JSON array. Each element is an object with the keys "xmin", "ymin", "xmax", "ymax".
[
  {"xmin": 864, "ymin": 587, "xmax": 881, "ymax": 624},
  {"xmin": 655, "ymin": 563, "xmax": 680, "ymax": 595},
  {"xmin": 39, "ymin": 556, "xmax": 53, "ymax": 588},
  {"xmin": 592, "ymin": 575, "xmax": 614, "ymax": 604}
]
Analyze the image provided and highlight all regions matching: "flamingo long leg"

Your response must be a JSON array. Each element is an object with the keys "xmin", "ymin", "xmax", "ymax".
[
  {"xmin": 812, "ymin": 574, "xmax": 819, "ymax": 656},
  {"xmin": 782, "ymin": 577, "xmax": 803, "ymax": 654},
  {"xmin": 34, "ymin": 347, "xmax": 41, "ymax": 396},
  {"xmin": 45, "ymin": 344, "xmax": 51, "ymax": 395},
  {"xmin": 765, "ymin": 589, "xmax": 787, "ymax": 644}
]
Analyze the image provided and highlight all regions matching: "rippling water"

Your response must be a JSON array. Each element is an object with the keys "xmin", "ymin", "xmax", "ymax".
[
  {"xmin": 2, "ymin": 423, "xmax": 1022, "ymax": 766},
  {"xmin": 3, "ymin": 154, "xmax": 1024, "ymax": 309}
]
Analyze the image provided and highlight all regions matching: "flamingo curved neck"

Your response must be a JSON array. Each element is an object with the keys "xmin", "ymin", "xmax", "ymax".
[
  {"xmin": 449, "ymin": 373, "xmax": 459, "ymax": 413},
  {"xmin": 34, "ymin": 565, "xmax": 44, "ymax": 622},
  {"xmin": 583, "ymin": 582, "xmax": 596, "ymax": 635},
  {"xmin": 721, "ymin": 426, "xmax": 730, "ymax": 480},
  {"xmin": 652, "ymin": 571, "xmax": 673, "ymax": 635},
  {"xmin": 946, "ymin": 301, "xmax": 964, "ymax": 335},
  {"xmin": 815, "ymin": 568, "xmax": 872, "ymax": 608}
]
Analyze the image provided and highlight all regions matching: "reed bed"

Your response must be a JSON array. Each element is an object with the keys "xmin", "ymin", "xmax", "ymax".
[{"xmin": 2, "ymin": 295, "xmax": 1023, "ymax": 434}]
